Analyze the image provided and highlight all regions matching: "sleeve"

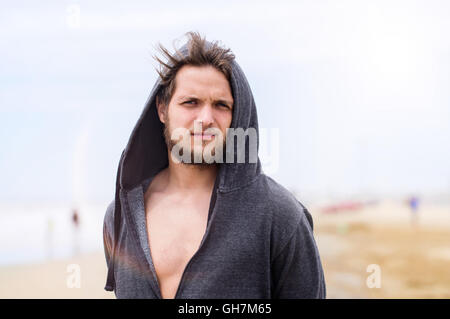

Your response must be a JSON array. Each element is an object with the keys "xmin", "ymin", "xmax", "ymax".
[
  {"xmin": 271, "ymin": 208, "xmax": 326, "ymax": 299},
  {"xmin": 103, "ymin": 201, "xmax": 115, "ymax": 271}
]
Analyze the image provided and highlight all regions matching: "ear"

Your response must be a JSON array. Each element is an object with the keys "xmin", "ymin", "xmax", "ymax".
[{"xmin": 155, "ymin": 96, "xmax": 166, "ymax": 124}]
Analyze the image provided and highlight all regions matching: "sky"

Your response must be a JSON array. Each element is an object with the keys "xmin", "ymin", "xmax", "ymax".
[{"xmin": 1, "ymin": 0, "xmax": 449, "ymax": 205}]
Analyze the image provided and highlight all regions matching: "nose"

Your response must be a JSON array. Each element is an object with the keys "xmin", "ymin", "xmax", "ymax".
[{"xmin": 196, "ymin": 103, "xmax": 214, "ymax": 127}]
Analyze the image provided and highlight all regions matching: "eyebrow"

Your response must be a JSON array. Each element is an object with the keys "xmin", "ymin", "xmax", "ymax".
[
  {"xmin": 178, "ymin": 95, "xmax": 234, "ymax": 106},
  {"xmin": 216, "ymin": 99, "xmax": 234, "ymax": 106},
  {"xmin": 178, "ymin": 95, "xmax": 198, "ymax": 102}
]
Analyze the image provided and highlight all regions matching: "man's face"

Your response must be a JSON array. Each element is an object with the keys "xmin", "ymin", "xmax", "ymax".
[{"xmin": 157, "ymin": 65, "xmax": 234, "ymax": 164}]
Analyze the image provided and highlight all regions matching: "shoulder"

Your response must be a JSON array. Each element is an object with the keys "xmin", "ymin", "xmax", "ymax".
[
  {"xmin": 252, "ymin": 174, "xmax": 315, "ymax": 254},
  {"xmin": 257, "ymin": 174, "xmax": 312, "ymax": 226}
]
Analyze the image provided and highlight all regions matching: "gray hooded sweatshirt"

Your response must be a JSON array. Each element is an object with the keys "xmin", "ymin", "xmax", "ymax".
[{"xmin": 103, "ymin": 42, "xmax": 326, "ymax": 299}]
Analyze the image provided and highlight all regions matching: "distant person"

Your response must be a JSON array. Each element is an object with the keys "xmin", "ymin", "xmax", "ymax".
[
  {"xmin": 102, "ymin": 32, "xmax": 326, "ymax": 298},
  {"xmin": 71, "ymin": 208, "xmax": 80, "ymax": 255},
  {"xmin": 72, "ymin": 209, "xmax": 80, "ymax": 227},
  {"xmin": 408, "ymin": 196, "xmax": 420, "ymax": 226}
]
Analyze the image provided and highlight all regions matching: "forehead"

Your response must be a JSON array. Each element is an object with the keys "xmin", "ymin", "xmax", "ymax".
[{"xmin": 173, "ymin": 65, "xmax": 233, "ymax": 99}]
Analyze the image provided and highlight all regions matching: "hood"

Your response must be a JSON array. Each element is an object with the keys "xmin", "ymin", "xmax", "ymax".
[{"xmin": 105, "ymin": 40, "xmax": 263, "ymax": 290}]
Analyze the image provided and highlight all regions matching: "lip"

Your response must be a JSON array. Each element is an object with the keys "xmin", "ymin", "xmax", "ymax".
[{"xmin": 191, "ymin": 133, "xmax": 215, "ymax": 140}]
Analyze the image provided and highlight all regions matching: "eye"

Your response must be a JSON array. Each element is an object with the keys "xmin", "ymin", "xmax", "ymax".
[
  {"xmin": 183, "ymin": 100, "xmax": 196, "ymax": 105},
  {"xmin": 217, "ymin": 102, "xmax": 230, "ymax": 109}
]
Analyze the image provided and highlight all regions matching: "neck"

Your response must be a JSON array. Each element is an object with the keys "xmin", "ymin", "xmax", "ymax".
[{"xmin": 165, "ymin": 153, "xmax": 218, "ymax": 192}]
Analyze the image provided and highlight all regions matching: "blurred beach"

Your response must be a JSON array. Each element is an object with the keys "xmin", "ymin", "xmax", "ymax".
[
  {"xmin": 0, "ymin": 199, "xmax": 449, "ymax": 298},
  {"xmin": 0, "ymin": 203, "xmax": 107, "ymax": 265},
  {"xmin": 0, "ymin": 203, "xmax": 115, "ymax": 298},
  {"xmin": 0, "ymin": 251, "xmax": 113, "ymax": 299},
  {"xmin": 313, "ymin": 199, "xmax": 450, "ymax": 298}
]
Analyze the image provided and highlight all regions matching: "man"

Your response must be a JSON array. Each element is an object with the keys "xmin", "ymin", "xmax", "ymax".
[{"xmin": 103, "ymin": 32, "xmax": 326, "ymax": 298}]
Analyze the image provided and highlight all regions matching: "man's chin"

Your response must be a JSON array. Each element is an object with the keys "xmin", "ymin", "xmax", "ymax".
[
  {"xmin": 178, "ymin": 157, "xmax": 218, "ymax": 166},
  {"xmin": 167, "ymin": 139, "xmax": 226, "ymax": 165},
  {"xmin": 169, "ymin": 150, "xmax": 221, "ymax": 165}
]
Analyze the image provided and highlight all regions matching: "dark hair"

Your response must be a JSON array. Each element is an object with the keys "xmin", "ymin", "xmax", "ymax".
[{"xmin": 153, "ymin": 31, "xmax": 235, "ymax": 109}]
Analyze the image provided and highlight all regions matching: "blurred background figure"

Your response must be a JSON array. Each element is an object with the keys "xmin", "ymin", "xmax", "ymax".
[
  {"xmin": 408, "ymin": 195, "xmax": 420, "ymax": 227},
  {"xmin": 71, "ymin": 208, "xmax": 80, "ymax": 256}
]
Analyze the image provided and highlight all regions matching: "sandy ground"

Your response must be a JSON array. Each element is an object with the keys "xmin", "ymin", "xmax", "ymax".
[
  {"xmin": 0, "ymin": 200, "xmax": 448, "ymax": 299},
  {"xmin": 312, "ymin": 200, "xmax": 450, "ymax": 298},
  {"xmin": 0, "ymin": 252, "xmax": 115, "ymax": 299}
]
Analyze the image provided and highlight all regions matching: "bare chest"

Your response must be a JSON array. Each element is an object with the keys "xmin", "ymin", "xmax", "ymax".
[{"xmin": 145, "ymin": 195, "xmax": 211, "ymax": 298}]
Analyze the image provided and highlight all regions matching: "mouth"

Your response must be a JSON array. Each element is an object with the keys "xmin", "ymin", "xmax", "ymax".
[{"xmin": 191, "ymin": 133, "xmax": 215, "ymax": 141}]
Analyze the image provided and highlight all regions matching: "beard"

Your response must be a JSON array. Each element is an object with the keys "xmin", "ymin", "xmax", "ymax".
[{"xmin": 163, "ymin": 115, "xmax": 226, "ymax": 166}]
